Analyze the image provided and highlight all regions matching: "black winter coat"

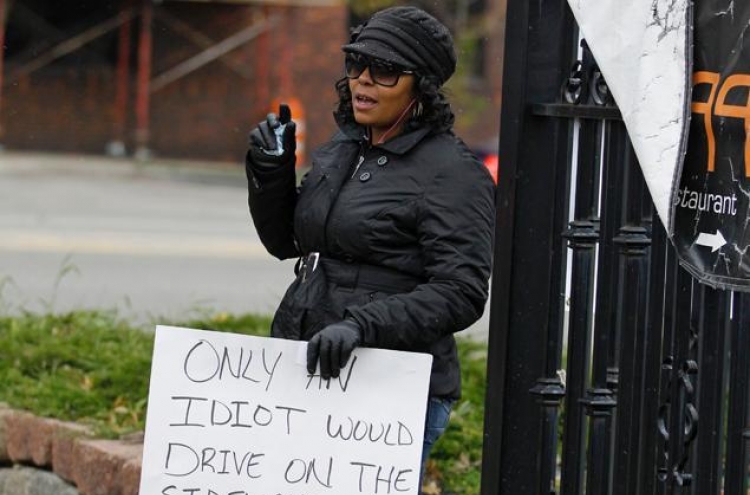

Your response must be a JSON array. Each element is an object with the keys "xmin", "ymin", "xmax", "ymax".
[{"xmin": 246, "ymin": 122, "xmax": 495, "ymax": 399}]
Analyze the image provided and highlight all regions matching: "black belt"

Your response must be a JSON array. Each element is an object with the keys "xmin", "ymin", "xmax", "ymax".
[{"xmin": 314, "ymin": 255, "xmax": 423, "ymax": 293}]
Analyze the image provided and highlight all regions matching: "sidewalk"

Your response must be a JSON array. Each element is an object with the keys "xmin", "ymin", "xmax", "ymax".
[{"xmin": 0, "ymin": 150, "xmax": 246, "ymax": 187}]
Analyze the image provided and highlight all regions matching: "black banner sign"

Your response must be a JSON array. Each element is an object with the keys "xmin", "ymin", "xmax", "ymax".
[{"xmin": 675, "ymin": 1, "xmax": 750, "ymax": 290}]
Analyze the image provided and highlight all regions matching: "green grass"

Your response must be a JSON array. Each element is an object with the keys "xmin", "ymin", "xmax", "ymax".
[
  {"xmin": 0, "ymin": 309, "xmax": 486, "ymax": 495},
  {"xmin": 0, "ymin": 310, "xmax": 271, "ymax": 437},
  {"xmin": 429, "ymin": 340, "xmax": 487, "ymax": 494}
]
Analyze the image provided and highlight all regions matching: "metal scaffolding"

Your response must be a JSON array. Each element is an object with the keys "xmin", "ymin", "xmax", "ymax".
[{"xmin": 0, "ymin": 0, "xmax": 306, "ymax": 157}]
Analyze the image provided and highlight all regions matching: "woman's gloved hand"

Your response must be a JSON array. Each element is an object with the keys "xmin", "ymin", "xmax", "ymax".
[
  {"xmin": 307, "ymin": 319, "xmax": 362, "ymax": 379},
  {"xmin": 248, "ymin": 103, "xmax": 296, "ymax": 169}
]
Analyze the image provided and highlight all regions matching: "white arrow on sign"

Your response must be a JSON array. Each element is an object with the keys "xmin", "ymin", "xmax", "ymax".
[{"xmin": 695, "ymin": 231, "xmax": 727, "ymax": 252}]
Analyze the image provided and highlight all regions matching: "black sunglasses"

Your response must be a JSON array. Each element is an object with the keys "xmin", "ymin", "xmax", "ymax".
[{"xmin": 344, "ymin": 53, "xmax": 414, "ymax": 87}]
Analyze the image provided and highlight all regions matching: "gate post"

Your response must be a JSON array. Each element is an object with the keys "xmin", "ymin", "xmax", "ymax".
[
  {"xmin": 724, "ymin": 293, "xmax": 750, "ymax": 495},
  {"xmin": 694, "ymin": 287, "xmax": 731, "ymax": 495},
  {"xmin": 558, "ymin": 41, "xmax": 604, "ymax": 495},
  {"xmin": 582, "ymin": 119, "xmax": 630, "ymax": 495},
  {"xmin": 481, "ymin": 0, "xmax": 577, "ymax": 494},
  {"xmin": 611, "ymin": 142, "xmax": 653, "ymax": 495}
]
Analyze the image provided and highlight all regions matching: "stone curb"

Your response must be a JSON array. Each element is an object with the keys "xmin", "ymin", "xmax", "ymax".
[{"xmin": 0, "ymin": 405, "xmax": 142, "ymax": 495}]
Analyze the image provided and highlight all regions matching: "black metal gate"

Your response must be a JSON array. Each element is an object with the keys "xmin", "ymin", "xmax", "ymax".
[{"xmin": 480, "ymin": 1, "xmax": 750, "ymax": 494}]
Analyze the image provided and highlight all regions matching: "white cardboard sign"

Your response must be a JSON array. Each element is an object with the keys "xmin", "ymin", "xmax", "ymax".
[{"xmin": 138, "ymin": 325, "xmax": 433, "ymax": 495}]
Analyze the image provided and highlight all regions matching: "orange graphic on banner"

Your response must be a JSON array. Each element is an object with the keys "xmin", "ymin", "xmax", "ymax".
[
  {"xmin": 692, "ymin": 71, "xmax": 750, "ymax": 178},
  {"xmin": 691, "ymin": 71, "xmax": 719, "ymax": 173},
  {"xmin": 714, "ymin": 74, "xmax": 750, "ymax": 178}
]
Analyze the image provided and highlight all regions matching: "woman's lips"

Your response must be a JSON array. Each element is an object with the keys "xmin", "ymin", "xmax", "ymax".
[{"xmin": 354, "ymin": 94, "xmax": 378, "ymax": 111}]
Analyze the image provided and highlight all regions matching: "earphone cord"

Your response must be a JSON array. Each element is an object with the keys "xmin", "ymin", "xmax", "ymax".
[{"xmin": 374, "ymin": 99, "xmax": 417, "ymax": 145}]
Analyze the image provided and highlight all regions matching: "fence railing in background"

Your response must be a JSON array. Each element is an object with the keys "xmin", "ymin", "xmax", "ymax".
[{"xmin": 482, "ymin": 1, "xmax": 750, "ymax": 494}]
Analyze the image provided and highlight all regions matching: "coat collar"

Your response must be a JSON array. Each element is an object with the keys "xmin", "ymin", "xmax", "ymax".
[{"xmin": 333, "ymin": 116, "xmax": 433, "ymax": 155}]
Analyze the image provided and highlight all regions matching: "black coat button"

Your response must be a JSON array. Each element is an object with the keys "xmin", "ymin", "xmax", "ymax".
[
  {"xmin": 360, "ymin": 172, "xmax": 371, "ymax": 182},
  {"xmin": 377, "ymin": 156, "xmax": 388, "ymax": 166}
]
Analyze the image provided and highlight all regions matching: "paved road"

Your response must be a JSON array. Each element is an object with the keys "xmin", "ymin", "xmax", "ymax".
[{"xmin": 0, "ymin": 152, "xmax": 489, "ymax": 339}]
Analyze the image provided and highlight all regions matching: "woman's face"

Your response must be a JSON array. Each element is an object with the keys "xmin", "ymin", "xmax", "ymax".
[{"xmin": 348, "ymin": 58, "xmax": 416, "ymax": 143}]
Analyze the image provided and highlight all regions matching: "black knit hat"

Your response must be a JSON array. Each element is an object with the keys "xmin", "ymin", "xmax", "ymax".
[{"xmin": 342, "ymin": 6, "xmax": 457, "ymax": 86}]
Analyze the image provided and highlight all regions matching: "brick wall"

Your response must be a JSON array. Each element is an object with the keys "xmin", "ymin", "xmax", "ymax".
[
  {"xmin": 448, "ymin": 0, "xmax": 506, "ymax": 153},
  {"xmin": 146, "ymin": 3, "xmax": 347, "ymax": 163},
  {"xmin": 1, "ymin": 2, "xmax": 505, "ymax": 163},
  {"xmin": 1, "ymin": 3, "xmax": 346, "ymax": 165},
  {"xmin": 4, "ymin": 68, "xmax": 118, "ymax": 154},
  {"xmin": 286, "ymin": 6, "xmax": 349, "ymax": 163},
  {"xmin": 0, "ymin": 406, "xmax": 142, "ymax": 495}
]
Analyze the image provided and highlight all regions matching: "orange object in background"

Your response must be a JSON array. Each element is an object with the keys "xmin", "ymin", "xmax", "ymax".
[
  {"xmin": 271, "ymin": 97, "xmax": 306, "ymax": 168},
  {"xmin": 482, "ymin": 153, "xmax": 499, "ymax": 184}
]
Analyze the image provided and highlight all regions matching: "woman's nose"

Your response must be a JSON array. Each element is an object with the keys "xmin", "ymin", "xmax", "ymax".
[{"xmin": 358, "ymin": 67, "xmax": 374, "ymax": 85}]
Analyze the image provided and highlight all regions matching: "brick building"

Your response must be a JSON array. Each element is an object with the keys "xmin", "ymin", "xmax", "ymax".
[{"xmin": 0, "ymin": 0, "xmax": 504, "ymax": 165}]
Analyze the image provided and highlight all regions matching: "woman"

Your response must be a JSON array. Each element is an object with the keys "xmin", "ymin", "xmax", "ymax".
[{"xmin": 245, "ymin": 5, "xmax": 495, "ymax": 489}]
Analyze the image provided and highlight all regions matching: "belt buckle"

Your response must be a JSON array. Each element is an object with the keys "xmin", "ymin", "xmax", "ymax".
[{"xmin": 301, "ymin": 252, "xmax": 320, "ymax": 282}]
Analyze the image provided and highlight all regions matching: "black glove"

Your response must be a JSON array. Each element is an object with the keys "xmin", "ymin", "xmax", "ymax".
[
  {"xmin": 307, "ymin": 319, "xmax": 362, "ymax": 379},
  {"xmin": 248, "ymin": 103, "xmax": 297, "ymax": 169}
]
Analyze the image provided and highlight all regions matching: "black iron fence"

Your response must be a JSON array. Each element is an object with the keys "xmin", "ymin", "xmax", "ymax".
[{"xmin": 481, "ymin": 1, "xmax": 749, "ymax": 494}]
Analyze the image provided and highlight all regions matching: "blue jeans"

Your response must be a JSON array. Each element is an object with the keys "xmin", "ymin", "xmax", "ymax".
[{"xmin": 419, "ymin": 397, "xmax": 454, "ymax": 493}]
